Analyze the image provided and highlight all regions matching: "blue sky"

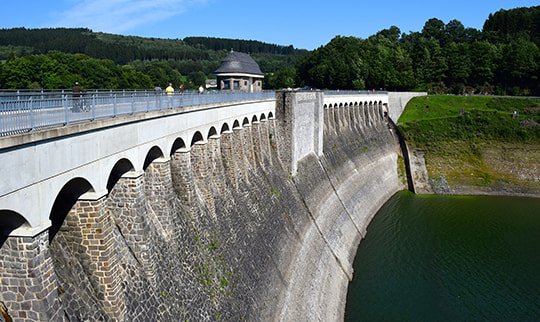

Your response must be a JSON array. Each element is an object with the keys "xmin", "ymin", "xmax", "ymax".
[{"xmin": 1, "ymin": 0, "xmax": 538, "ymax": 49}]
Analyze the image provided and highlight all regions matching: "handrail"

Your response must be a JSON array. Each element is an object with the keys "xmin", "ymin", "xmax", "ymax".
[
  {"xmin": 0, "ymin": 91, "xmax": 275, "ymax": 137},
  {"xmin": 323, "ymin": 90, "xmax": 388, "ymax": 95}
]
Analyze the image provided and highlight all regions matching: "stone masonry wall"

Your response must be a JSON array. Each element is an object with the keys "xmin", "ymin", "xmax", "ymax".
[{"xmin": 0, "ymin": 91, "xmax": 403, "ymax": 321}]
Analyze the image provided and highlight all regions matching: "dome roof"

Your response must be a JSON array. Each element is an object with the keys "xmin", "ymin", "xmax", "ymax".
[{"xmin": 214, "ymin": 51, "xmax": 264, "ymax": 77}]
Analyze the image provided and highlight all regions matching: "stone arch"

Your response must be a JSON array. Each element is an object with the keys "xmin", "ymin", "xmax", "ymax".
[
  {"xmin": 333, "ymin": 103, "xmax": 338, "ymax": 108},
  {"xmin": 233, "ymin": 119, "xmax": 241, "ymax": 129},
  {"xmin": 344, "ymin": 103, "xmax": 349, "ymax": 107},
  {"xmin": 49, "ymin": 177, "xmax": 95, "ymax": 241},
  {"xmin": 354, "ymin": 102, "xmax": 359, "ymax": 107},
  {"xmin": 207, "ymin": 126, "xmax": 218, "ymax": 138},
  {"xmin": 143, "ymin": 146, "xmax": 165, "ymax": 169},
  {"xmin": 170, "ymin": 137, "xmax": 187, "ymax": 155},
  {"xmin": 106, "ymin": 158, "xmax": 135, "ymax": 192},
  {"xmin": 339, "ymin": 103, "xmax": 343, "ymax": 107},
  {"xmin": 242, "ymin": 117, "xmax": 250, "ymax": 127},
  {"xmin": 0, "ymin": 210, "xmax": 29, "ymax": 245},
  {"xmin": 220, "ymin": 123, "xmax": 230, "ymax": 133},
  {"xmin": 260, "ymin": 113, "xmax": 266, "ymax": 121},
  {"xmin": 190, "ymin": 131, "xmax": 204, "ymax": 147},
  {"xmin": 268, "ymin": 112, "xmax": 274, "ymax": 119},
  {"xmin": 324, "ymin": 104, "xmax": 328, "ymax": 108},
  {"xmin": 252, "ymin": 115, "xmax": 258, "ymax": 123}
]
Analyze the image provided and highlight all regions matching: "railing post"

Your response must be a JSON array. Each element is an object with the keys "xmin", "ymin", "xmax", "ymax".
[
  {"xmin": 91, "ymin": 94, "xmax": 96, "ymax": 120},
  {"xmin": 63, "ymin": 95, "xmax": 68, "ymax": 125},
  {"xmin": 131, "ymin": 93, "xmax": 135, "ymax": 114},
  {"xmin": 113, "ymin": 94, "xmax": 117, "ymax": 116},
  {"xmin": 29, "ymin": 97, "xmax": 35, "ymax": 131}
]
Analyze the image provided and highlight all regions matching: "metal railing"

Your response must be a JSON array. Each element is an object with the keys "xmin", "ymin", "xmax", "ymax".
[
  {"xmin": 0, "ymin": 90, "xmax": 275, "ymax": 137},
  {"xmin": 323, "ymin": 90, "xmax": 388, "ymax": 95}
]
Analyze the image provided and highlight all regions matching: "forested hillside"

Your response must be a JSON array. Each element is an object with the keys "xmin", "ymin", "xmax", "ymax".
[
  {"xmin": 0, "ymin": 28, "xmax": 304, "ymax": 89},
  {"xmin": 297, "ymin": 6, "xmax": 540, "ymax": 95},
  {"xmin": 0, "ymin": 5, "xmax": 538, "ymax": 93}
]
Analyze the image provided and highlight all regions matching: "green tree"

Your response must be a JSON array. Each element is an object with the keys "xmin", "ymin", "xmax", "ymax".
[{"xmin": 444, "ymin": 42, "xmax": 470, "ymax": 93}]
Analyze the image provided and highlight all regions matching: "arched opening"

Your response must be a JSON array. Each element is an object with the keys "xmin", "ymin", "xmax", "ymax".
[
  {"xmin": 0, "ymin": 210, "xmax": 28, "ymax": 247},
  {"xmin": 333, "ymin": 103, "xmax": 338, "ymax": 108},
  {"xmin": 207, "ymin": 127, "xmax": 217, "ymax": 138},
  {"xmin": 220, "ymin": 123, "xmax": 230, "ymax": 133},
  {"xmin": 143, "ymin": 146, "xmax": 165, "ymax": 170},
  {"xmin": 252, "ymin": 115, "xmax": 258, "ymax": 123},
  {"xmin": 242, "ymin": 117, "xmax": 249, "ymax": 126},
  {"xmin": 260, "ymin": 114, "xmax": 266, "ymax": 121},
  {"xmin": 344, "ymin": 103, "xmax": 349, "ymax": 107},
  {"xmin": 233, "ymin": 120, "xmax": 240, "ymax": 129},
  {"xmin": 354, "ymin": 102, "xmax": 359, "ymax": 107},
  {"xmin": 324, "ymin": 104, "xmax": 328, "ymax": 108},
  {"xmin": 268, "ymin": 112, "xmax": 274, "ymax": 119},
  {"xmin": 190, "ymin": 131, "xmax": 204, "ymax": 147},
  {"xmin": 49, "ymin": 178, "xmax": 95, "ymax": 242},
  {"xmin": 106, "ymin": 158, "xmax": 135, "ymax": 192},
  {"xmin": 339, "ymin": 103, "xmax": 343, "ymax": 107},
  {"xmin": 170, "ymin": 137, "xmax": 186, "ymax": 155}
]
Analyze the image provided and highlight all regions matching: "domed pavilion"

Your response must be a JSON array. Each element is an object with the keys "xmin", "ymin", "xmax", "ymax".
[{"xmin": 214, "ymin": 51, "xmax": 264, "ymax": 92}]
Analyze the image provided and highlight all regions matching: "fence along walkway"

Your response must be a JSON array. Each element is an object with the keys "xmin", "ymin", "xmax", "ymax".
[{"xmin": 0, "ymin": 90, "xmax": 275, "ymax": 137}]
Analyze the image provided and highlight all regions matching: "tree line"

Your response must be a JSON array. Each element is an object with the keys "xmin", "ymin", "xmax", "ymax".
[
  {"xmin": 0, "ymin": 28, "xmax": 303, "ymax": 89},
  {"xmin": 0, "ymin": 6, "xmax": 538, "ymax": 94},
  {"xmin": 294, "ymin": 6, "xmax": 540, "ymax": 95},
  {"xmin": 183, "ymin": 37, "xmax": 303, "ymax": 55}
]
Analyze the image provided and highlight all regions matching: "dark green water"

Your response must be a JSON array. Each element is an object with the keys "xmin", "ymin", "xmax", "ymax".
[{"xmin": 345, "ymin": 191, "xmax": 540, "ymax": 321}]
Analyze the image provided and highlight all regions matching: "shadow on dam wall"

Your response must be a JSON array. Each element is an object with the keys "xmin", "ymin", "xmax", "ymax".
[{"xmin": 0, "ymin": 91, "xmax": 417, "ymax": 321}]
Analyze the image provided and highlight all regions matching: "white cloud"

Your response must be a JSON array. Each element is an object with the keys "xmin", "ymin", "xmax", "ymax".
[{"xmin": 51, "ymin": 0, "xmax": 206, "ymax": 33}]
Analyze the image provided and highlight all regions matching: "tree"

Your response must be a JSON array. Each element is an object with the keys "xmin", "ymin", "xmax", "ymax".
[
  {"xmin": 444, "ymin": 42, "xmax": 470, "ymax": 92},
  {"xmin": 445, "ymin": 19, "xmax": 466, "ymax": 43},
  {"xmin": 266, "ymin": 67, "xmax": 296, "ymax": 89},
  {"xmin": 497, "ymin": 39, "xmax": 540, "ymax": 95},
  {"xmin": 422, "ymin": 18, "xmax": 446, "ymax": 44},
  {"xmin": 468, "ymin": 41, "xmax": 500, "ymax": 89},
  {"xmin": 297, "ymin": 36, "xmax": 367, "ymax": 89}
]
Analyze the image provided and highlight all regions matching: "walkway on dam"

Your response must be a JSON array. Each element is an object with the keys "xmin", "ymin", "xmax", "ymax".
[
  {"xmin": 0, "ymin": 89, "xmax": 387, "ymax": 137},
  {"xmin": 0, "ymin": 90, "xmax": 275, "ymax": 137}
]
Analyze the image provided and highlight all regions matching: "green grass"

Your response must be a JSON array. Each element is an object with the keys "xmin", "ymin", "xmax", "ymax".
[
  {"xmin": 398, "ymin": 95, "xmax": 540, "ymax": 191},
  {"xmin": 398, "ymin": 95, "xmax": 540, "ymax": 124},
  {"xmin": 398, "ymin": 95, "xmax": 540, "ymax": 148}
]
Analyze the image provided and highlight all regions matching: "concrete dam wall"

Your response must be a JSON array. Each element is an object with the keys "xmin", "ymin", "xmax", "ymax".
[{"xmin": 0, "ymin": 91, "xmax": 418, "ymax": 321}]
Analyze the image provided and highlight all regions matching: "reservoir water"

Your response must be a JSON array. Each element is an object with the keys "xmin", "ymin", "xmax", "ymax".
[{"xmin": 345, "ymin": 191, "xmax": 540, "ymax": 321}]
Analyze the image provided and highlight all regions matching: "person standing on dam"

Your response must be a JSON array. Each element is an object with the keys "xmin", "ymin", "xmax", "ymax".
[{"xmin": 165, "ymin": 83, "xmax": 174, "ymax": 108}]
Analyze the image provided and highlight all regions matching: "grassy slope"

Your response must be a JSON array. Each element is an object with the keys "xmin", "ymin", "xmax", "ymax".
[{"xmin": 398, "ymin": 95, "xmax": 540, "ymax": 193}]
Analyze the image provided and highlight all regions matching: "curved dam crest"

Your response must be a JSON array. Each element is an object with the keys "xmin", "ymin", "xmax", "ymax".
[{"xmin": 0, "ymin": 91, "xmax": 423, "ymax": 321}]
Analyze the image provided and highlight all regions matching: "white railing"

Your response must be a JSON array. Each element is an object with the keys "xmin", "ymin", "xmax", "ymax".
[{"xmin": 0, "ymin": 91, "xmax": 275, "ymax": 137}]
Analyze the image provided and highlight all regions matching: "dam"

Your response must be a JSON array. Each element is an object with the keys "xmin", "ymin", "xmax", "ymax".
[{"xmin": 0, "ymin": 90, "xmax": 424, "ymax": 321}]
